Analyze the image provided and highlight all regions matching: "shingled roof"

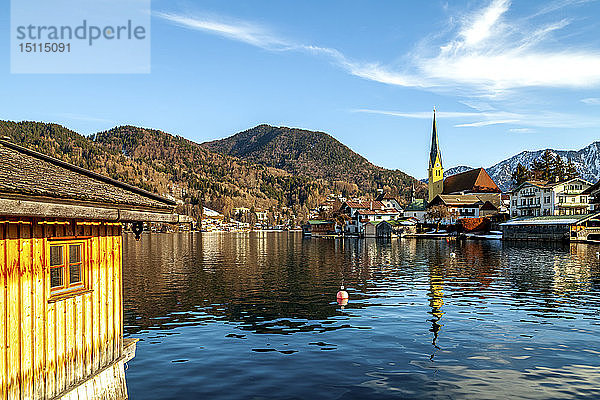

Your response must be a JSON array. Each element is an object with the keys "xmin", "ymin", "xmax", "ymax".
[
  {"xmin": 443, "ymin": 168, "xmax": 501, "ymax": 195},
  {"xmin": 430, "ymin": 194, "xmax": 483, "ymax": 207},
  {"xmin": 0, "ymin": 139, "xmax": 183, "ymax": 222}
]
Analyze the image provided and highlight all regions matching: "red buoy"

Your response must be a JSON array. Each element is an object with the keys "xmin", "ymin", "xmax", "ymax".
[{"xmin": 337, "ymin": 286, "xmax": 349, "ymax": 300}]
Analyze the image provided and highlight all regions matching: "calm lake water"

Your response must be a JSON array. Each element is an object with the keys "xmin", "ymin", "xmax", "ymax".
[{"xmin": 122, "ymin": 232, "xmax": 600, "ymax": 399}]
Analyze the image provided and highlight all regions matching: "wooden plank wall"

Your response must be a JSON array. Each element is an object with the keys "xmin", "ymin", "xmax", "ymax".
[{"xmin": 0, "ymin": 217, "xmax": 123, "ymax": 399}]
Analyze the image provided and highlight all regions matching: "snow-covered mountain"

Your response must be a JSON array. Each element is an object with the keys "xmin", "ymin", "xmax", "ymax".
[
  {"xmin": 446, "ymin": 141, "xmax": 600, "ymax": 192},
  {"xmin": 444, "ymin": 165, "xmax": 474, "ymax": 177}
]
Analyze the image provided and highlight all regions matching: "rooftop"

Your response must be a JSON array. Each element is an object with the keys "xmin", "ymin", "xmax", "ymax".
[
  {"xmin": 443, "ymin": 168, "xmax": 501, "ymax": 195},
  {"xmin": 405, "ymin": 199, "xmax": 426, "ymax": 211},
  {"xmin": 431, "ymin": 194, "xmax": 483, "ymax": 207},
  {"xmin": 501, "ymin": 214, "xmax": 595, "ymax": 226},
  {"xmin": 343, "ymin": 200, "xmax": 385, "ymax": 210},
  {"xmin": 0, "ymin": 139, "xmax": 183, "ymax": 221}
]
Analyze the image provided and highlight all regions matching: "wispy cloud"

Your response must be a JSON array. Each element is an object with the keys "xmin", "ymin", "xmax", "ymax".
[
  {"xmin": 459, "ymin": 100, "xmax": 496, "ymax": 111},
  {"xmin": 509, "ymin": 128, "xmax": 535, "ymax": 133},
  {"xmin": 455, "ymin": 119, "xmax": 519, "ymax": 127},
  {"xmin": 156, "ymin": 1, "xmax": 600, "ymax": 93},
  {"xmin": 352, "ymin": 108, "xmax": 600, "ymax": 129},
  {"xmin": 458, "ymin": 0, "xmax": 510, "ymax": 48},
  {"xmin": 581, "ymin": 97, "xmax": 600, "ymax": 105},
  {"xmin": 155, "ymin": 11, "xmax": 424, "ymax": 87},
  {"xmin": 155, "ymin": 12, "xmax": 292, "ymax": 50}
]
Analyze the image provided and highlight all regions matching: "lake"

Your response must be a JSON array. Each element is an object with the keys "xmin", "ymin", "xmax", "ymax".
[{"xmin": 122, "ymin": 232, "xmax": 600, "ymax": 399}]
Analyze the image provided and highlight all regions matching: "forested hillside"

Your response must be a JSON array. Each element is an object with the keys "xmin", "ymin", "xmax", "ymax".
[
  {"xmin": 0, "ymin": 121, "xmax": 422, "ymax": 220},
  {"xmin": 203, "ymin": 124, "xmax": 424, "ymax": 199}
]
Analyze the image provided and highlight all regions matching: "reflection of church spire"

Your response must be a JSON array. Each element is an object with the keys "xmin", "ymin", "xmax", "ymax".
[{"xmin": 427, "ymin": 265, "xmax": 445, "ymax": 360}]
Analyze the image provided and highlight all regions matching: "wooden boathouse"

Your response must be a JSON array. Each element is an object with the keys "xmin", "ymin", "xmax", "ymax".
[
  {"xmin": 500, "ymin": 214, "xmax": 596, "ymax": 241},
  {"xmin": 0, "ymin": 138, "xmax": 189, "ymax": 399}
]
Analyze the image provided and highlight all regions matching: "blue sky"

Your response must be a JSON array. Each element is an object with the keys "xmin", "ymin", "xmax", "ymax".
[{"xmin": 2, "ymin": 0, "xmax": 600, "ymax": 178}]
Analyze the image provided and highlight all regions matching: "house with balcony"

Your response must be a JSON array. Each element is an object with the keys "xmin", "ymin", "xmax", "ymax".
[
  {"xmin": 509, "ymin": 178, "xmax": 591, "ymax": 218},
  {"xmin": 428, "ymin": 194, "xmax": 500, "ymax": 224},
  {"xmin": 340, "ymin": 200, "xmax": 401, "ymax": 235},
  {"xmin": 553, "ymin": 179, "xmax": 591, "ymax": 215},
  {"xmin": 582, "ymin": 179, "xmax": 600, "ymax": 212}
]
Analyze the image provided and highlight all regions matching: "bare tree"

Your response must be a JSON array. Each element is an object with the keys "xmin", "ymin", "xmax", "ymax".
[{"xmin": 427, "ymin": 205, "xmax": 450, "ymax": 232}]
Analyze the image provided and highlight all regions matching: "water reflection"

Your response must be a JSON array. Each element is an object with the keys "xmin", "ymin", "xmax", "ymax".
[{"xmin": 123, "ymin": 233, "xmax": 600, "ymax": 399}]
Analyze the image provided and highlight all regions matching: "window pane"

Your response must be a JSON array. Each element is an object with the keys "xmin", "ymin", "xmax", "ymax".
[
  {"xmin": 69, "ymin": 244, "xmax": 81, "ymax": 264},
  {"xmin": 51, "ymin": 267, "xmax": 64, "ymax": 288},
  {"xmin": 50, "ymin": 246, "xmax": 63, "ymax": 266},
  {"xmin": 69, "ymin": 263, "xmax": 82, "ymax": 284}
]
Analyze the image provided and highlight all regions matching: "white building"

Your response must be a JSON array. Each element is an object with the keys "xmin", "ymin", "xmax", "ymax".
[
  {"xmin": 509, "ymin": 178, "xmax": 591, "ymax": 218},
  {"xmin": 340, "ymin": 200, "xmax": 401, "ymax": 235},
  {"xmin": 428, "ymin": 194, "xmax": 482, "ymax": 224},
  {"xmin": 403, "ymin": 199, "xmax": 427, "ymax": 223}
]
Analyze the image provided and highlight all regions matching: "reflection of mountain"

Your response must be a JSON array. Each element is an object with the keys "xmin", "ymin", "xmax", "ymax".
[{"xmin": 122, "ymin": 233, "xmax": 379, "ymax": 335}]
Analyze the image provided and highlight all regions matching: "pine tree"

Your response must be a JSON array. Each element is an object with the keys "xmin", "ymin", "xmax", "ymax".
[
  {"xmin": 531, "ymin": 150, "xmax": 555, "ymax": 181},
  {"xmin": 551, "ymin": 155, "xmax": 566, "ymax": 182},
  {"xmin": 511, "ymin": 163, "xmax": 530, "ymax": 187},
  {"xmin": 564, "ymin": 159, "xmax": 579, "ymax": 180}
]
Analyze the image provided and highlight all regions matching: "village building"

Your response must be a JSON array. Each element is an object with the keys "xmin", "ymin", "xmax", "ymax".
[
  {"xmin": 442, "ymin": 168, "xmax": 502, "ymax": 195},
  {"xmin": 403, "ymin": 199, "xmax": 427, "ymax": 223},
  {"xmin": 301, "ymin": 220, "xmax": 340, "ymax": 237},
  {"xmin": 254, "ymin": 209, "xmax": 269, "ymax": 223},
  {"xmin": 509, "ymin": 178, "xmax": 591, "ymax": 218},
  {"xmin": 363, "ymin": 221, "xmax": 393, "ymax": 238},
  {"xmin": 390, "ymin": 218, "xmax": 419, "ymax": 236},
  {"xmin": 501, "ymin": 214, "xmax": 593, "ymax": 241},
  {"xmin": 233, "ymin": 206, "xmax": 250, "ymax": 218},
  {"xmin": 582, "ymin": 180, "xmax": 600, "ymax": 212},
  {"xmin": 340, "ymin": 200, "xmax": 401, "ymax": 235},
  {"xmin": 375, "ymin": 190, "xmax": 404, "ymax": 213},
  {"xmin": 0, "ymin": 138, "xmax": 190, "ymax": 399},
  {"xmin": 428, "ymin": 195, "xmax": 483, "ymax": 224},
  {"xmin": 569, "ymin": 213, "xmax": 600, "ymax": 242}
]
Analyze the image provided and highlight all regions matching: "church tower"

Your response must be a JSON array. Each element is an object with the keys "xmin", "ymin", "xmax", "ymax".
[{"xmin": 428, "ymin": 109, "xmax": 444, "ymax": 202}]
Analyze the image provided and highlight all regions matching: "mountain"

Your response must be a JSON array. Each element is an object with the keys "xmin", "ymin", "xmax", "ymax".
[
  {"xmin": 0, "ymin": 121, "xmax": 423, "ymax": 220},
  {"xmin": 0, "ymin": 121, "xmax": 330, "ymax": 220},
  {"xmin": 443, "ymin": 165, "xmax": 474, "ymax": 178},
  {"xmin": 203, "ymin": 124, "xmax": 424, "ymax": 199},
  {"xmin": 446, "ymin": 142, "xmax": 600, "ymax": 191}
]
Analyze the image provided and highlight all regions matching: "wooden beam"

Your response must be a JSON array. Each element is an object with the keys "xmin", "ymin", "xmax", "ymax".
[
  {"xmin": 0, "ymin": 199, "xmax": 118, "ymax": 221},
  {"xmin": 0, "ymin": 199, "xmax": 186, "ymax": 223},
  {"xmin": 118, "ymin": 210, "xmax": 180, "ymax": 223}
]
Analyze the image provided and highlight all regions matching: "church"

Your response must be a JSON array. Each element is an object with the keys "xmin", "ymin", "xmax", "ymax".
[{"xmin": 426, "ymin": 110, "xmax": 505, "ymax": 223}]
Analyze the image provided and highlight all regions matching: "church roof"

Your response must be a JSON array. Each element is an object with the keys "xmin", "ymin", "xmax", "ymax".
[
  {"xmin": 429, "ymin": 111, "xmax": 442, "ymax": 168},
  {"xmin": 443, "ymin": 168, "xmax": 501, "ymax": 194}
]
